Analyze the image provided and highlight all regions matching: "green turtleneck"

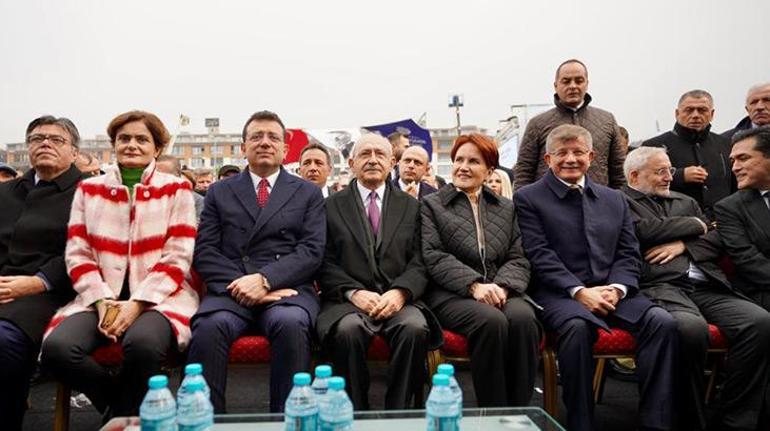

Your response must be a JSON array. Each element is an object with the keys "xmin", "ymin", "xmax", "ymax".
[{"xmin": 120, "ymin": 166, "xmax": 144, "ymax": 193}]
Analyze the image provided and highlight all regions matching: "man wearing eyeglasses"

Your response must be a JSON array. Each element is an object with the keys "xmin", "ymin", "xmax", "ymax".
[
  {"xmin": 0, "ymin": 115, "xmax": 83, "ymax": 429},
  {"xmin": 642, "ymin": 90, "xmax": 735, "ymax": 221},
  {"xmin": 622, "ymin": 146, "xmax": 770, "ymax": 431}
]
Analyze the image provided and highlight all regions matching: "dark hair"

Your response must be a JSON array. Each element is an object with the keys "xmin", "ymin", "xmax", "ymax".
[
  {"xmin": 241, "ymin": 110, "xmax": 286, "ymax": 142},
  {"xmin": 180, "ymin": 169, "xmax": 196, "ymax": 187},
  {"xmin": 156, "ymin": 154, "xmax": 182, "ymax": 176},
  {"xmin": 451, "ymin": 134, "xmax": 499, "ymax": 169},
  {"xmin": 555, "ymin": 59, "xmax": 588, "ymax": 81},
  {"xmin": 26, "ymin": 115, "xmax": 81, "ymax": 148},
  {"xmin": 733, "ymin": 126, "xmax": 770, "ymax": 158},
  {"xmin": 300, "ymin": 142, "xmax": 332, "ymax": 166},
  {"xmin": 107, "ymin": 111, "xmax": 170, "ymax": 153},
  {"xmin": 678, "ymin": 89, "xmax": 713, "ymax": 106}
]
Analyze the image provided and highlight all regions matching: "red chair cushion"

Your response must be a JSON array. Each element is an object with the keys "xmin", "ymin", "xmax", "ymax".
[
  {"xmin": 92, "ymin": 343, "xmax": 124, "ymax": 366},
  {"xmin": 708, "ymin": 324, "xmax": 728, "ymax": 349},
  {"xmin": 229, "ymin": 335, "xmax": 271, "ymax": 363},
  {"xmin": 441, "ymin": 330, "xmax": 469, "ymax": 358},
  {"xmin": 593, "ymin": 328, "xmax": 637, "ymax": 355},
  {"xmin": 367, "ymin": 335, "xmax": 390, "ymax": 360}
]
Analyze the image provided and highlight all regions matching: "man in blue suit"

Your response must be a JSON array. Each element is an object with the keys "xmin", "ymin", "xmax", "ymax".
[
  {"xmin": 188, "ymin": 110, "xmax": 326, "ymax": 413},
  {"xmin": 515, "ymin": 124, "xmax": 677, "ymax": 431}
]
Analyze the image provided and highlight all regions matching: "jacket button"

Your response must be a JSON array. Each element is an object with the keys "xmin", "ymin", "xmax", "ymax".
[
  {"xmin": 110, "ymin": 189, "xmax": 117, "ymax": 196},
  {"xmin": 144, "ymin": 191, "xmax": 150, "ymax": 198},
  {"xmin": 242, "ymin": 256, "xmax": 249, "ymax": 262}
]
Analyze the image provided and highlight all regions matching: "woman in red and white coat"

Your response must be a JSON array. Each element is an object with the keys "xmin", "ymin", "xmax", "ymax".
[{"xmin": 41, "ymin": 111, "xmax": 198, "ymax": 417}]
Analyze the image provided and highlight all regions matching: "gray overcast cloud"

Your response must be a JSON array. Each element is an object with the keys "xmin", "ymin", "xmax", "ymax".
[{"xmin": 1, "ymin": 0, "xmax": 768, "ymax": 145}]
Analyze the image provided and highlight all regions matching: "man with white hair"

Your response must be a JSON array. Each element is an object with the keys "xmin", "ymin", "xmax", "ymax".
[
  {"xmin": 723, "ymin": 82, "xmax": 770, "ymax": 140},
  {"xmin": 622, "ymin": 147, "xmax": 770, "ymax": 431},
  {"xmin": 392, "ymin": 145, "xmax": 437, "ymax": 199},
  {"xmin": 316, "ymin": 133, "xmax": 442, "ymax": 410}
]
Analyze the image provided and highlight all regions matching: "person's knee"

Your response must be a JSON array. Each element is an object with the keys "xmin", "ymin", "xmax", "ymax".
[
  {"xmin": 561, "ymin": 317, "xmax": 592, "ymax": 337},
  {"xmin": 267, "ymin": 307, "xmax": 311, "ymax": 339},
  {"xmin": 746, "ymin": 309, "xmax": 770, "ymax": 341},
  {"xmin": 392, "ymin": 318, "xmax": 429, "ymax": 344},
  {"xmin": 504, "ymin": 302, "xmax": 538, "ymax": 332},
  {"xmin": 646, "ymin": 307, "xmax": 678, "ymax": 334},
  {"xmin": 123, "ymin": 332, "xmax": 168, "ymax": 365},
  {"xmin": 41, "ymin": 334, "xmax": 73, "ymax": 370},
  {"xmin": 333, "ymin": 314, "xmax": 366, "ymax": 346},
  {"xmin": 191, "ymin": 312, "xmax": 239, "ymax": 342},
  {"xmin": 674, "ymin": 313, "xmax": 708, "ymax": 349}
]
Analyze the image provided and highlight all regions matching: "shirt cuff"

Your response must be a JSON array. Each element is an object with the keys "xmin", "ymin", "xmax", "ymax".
[
  {"xmin": 344, "ymin": 289, "xmax": 358, "ymax": 302},
  {"xmin": 609, "ymin": 283, "xmax": 627, "ymax": 299},
  {"xmin": 568, "ymin": 286, "xmax": 585, "ymax": 298},
  {"xmin": 36, "ymin": 272, "xmax": 52, "ymax": 291}
]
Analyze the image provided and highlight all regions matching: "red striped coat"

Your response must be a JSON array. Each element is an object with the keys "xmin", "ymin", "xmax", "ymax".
[{"xmin": 43, "ymin": 161, "xmax": 199, "ymax": 350}]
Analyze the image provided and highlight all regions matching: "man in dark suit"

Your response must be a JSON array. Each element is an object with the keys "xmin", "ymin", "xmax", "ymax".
[
  {"xmin": 623, "ymin": 146, "xmax": 770, "ymax": 431},
  {"xmin": 188, "ymin": 111, "xmax": 326, "ymax": 413},
  {"xmin": 391, "ymin": 145, "xmax": 437, "ymax": 200},
  {"xmin": 299, "ymin": 142, "xmax": 335, "ymax": 198},
  {"xmin": 317, "ymin": 133, "xmax": 441, "ymax": 410},
  {"xmin": 515, "ymin": 124, "xmax": 677, "ymax": 431},
  {"xmin": 0, "ymin": 116, "xmax": 82, "ymax": 429},
  {"xmin": 722, "ymin": 83, "xmax": 770, "ymax": 140},
  {"xmin": 716, "ymin": 126, "xmax": 770, "ymax": 311}
]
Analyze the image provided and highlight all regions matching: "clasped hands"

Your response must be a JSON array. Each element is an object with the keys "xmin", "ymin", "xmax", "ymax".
[
  {"xmin": 575, "ymin": 286, "xmax": 623, "ymax": 316},
  {"xmin": 350, "ymin": 289, "xmax": 408, "ymax": 321},
  {"xmin": 227, "ymin": 273, "xmax": 297, "ymax": 307},
  {"xmin": 95, "ymin": 299, "xmax": 147, "ymax": 342},
  {"xmin": 470, "ymin": 282, "xmax": 508, "ymax": 308}
]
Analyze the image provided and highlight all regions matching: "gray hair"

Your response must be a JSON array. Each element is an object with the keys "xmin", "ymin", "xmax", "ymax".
[
  {"xmin": 623, "ymin": 146, "xmax": 667, "ymax": 180},
  {"xmin": 678, "ymin": 89, "xmax": 713, "ymax": 106},
  {"xmin": 747, "ymin": 82, "xmax": 770, "ymax": 101},
  {"xmin": 193, "ymin": 167, "xmax": 213, "ymax": 178},
  {"xmin": 350, "ymin": 133, "xmax": 392, "ymax": 160},
  {"xmin": 545, "ymin": 124, "xmax": 593, "ymax": 153},
  {"xmin": 25, "ymin": 115, "xmax": 81, "ymax": 148}
]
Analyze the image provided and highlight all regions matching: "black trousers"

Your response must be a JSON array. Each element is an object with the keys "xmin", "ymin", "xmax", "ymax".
[
  {"xmin": 0, "ymin": 319, "xmax": 36, "ymax": 431},
  {"xmin": 432, "ymin": 296, "xmax": 540, "ymax": 407},
  {"xmin": 554, "ymin": 307, "xmax": 677, "ymax": 431},
  {"xmin": 41, "ymin": 311, "xmax": 174, "ymax": 416},
  {"xmin": 328, "ymin": 305, "xmax": 428, "ymax": 410}
]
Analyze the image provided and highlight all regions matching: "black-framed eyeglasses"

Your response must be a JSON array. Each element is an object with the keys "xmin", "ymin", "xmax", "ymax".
[{"xmin": 27, "ymin": 134, "xmax": 68, "ymax": 146}]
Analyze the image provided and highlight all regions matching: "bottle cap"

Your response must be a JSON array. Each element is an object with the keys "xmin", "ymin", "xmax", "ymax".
[
  {"xmin": 185, "ymin": 380, "xmax": 205, "ymax": 392},
  {"xmin": 185, "ymin": 363, "xmax": 203, "ymax": 376},
  {"xmin": 437, "ymin": 364, "xmax": 455, "ymax": 376},
  {"xmin": 148, "ymin": 375, "xmax": 168, "ymax": 389},
  {"xmin": 293, "ymin": 372, "xmax": 312, "ymax": 386},
  {"xmin": 315, "ymin": 364, "xmax": 332, "ymax": 378},
  {"xmin": 328, "ymin": 376, "xmax": 345, "ymax": 390},
  {"xmin": 432, "ymin": 374, "xmax": 450, "ymax": 386}
]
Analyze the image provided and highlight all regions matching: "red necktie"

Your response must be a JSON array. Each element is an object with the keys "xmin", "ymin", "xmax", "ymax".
[{"xmin": 257, "ymin": 179, "xmax": 269, "ymax": 208}]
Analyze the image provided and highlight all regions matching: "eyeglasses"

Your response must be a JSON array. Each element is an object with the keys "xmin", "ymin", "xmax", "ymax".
[
  {"xmin": 27, "ymin": 134, "xmax": 68, "ymax": 146},
  {"xmin": 652, "ymin": 167, "xmax": 677, "ymax": 176}
]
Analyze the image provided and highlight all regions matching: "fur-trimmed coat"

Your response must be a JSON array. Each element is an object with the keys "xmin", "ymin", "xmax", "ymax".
[{"xmin": 43, "ymin": 161, "xmax": 199, "ymax": 350}]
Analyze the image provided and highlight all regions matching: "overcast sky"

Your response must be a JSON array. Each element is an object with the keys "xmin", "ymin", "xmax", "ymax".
[{"xmin": 1, "ymin": 0, "xmax": 768, "ymax": 147}]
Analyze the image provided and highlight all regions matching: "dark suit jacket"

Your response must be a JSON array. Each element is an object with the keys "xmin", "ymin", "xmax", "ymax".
[
  {"xmin": 0, "ymin": 166, "xmax": 81, "ymax": 345},
  {"xmin": 514, "ymin": 170, "xmax": 652, "ymax": 331},
  {"xmin": 421, "ymin": 184, "xmax": 534, "ymax": 309},
  {"xmin": 316, "ymin": 179, "xmax": 442, "ymax": 349},
  {"xmin": 391, "ymin": 179, "xmax": 438, "ymax": 200},
  {"xmin": 623, "ymin": 187, "xmax": 741, "ymax": 308},
  {"xmin": 193, "ymin": 168, "xmax": 326, "ymax": 323},
  {"xmin": 715, "ymin": 189, "xmax": 770, "ymax": 293}
]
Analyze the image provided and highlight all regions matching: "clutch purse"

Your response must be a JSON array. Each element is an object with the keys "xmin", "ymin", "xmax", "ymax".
[{"xmin": 100, "ymin": 303, "xmax": 122, "ymax": 329}]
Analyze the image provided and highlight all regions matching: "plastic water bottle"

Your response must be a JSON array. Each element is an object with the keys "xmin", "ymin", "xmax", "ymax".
[
  {"xmin": 312, "ymin": 364, "xmax": 333, "ymax": 397},
  {"xmin": 177, "ymin": 379, "xmax": 214, "ymax": 431},
  {"xmin": 318, "ymin": 376, "xmax": 354, "ymax": 431},
  {"xmin": 139, "ymin": 375, "xmax": 176, "ymax": 431},
  {"xmin": 437, "ymin": 363, "xmax": 463, "ymax": 420},
  {"xmin": 284, "ymin": 372, "xmax": 318, "ymax": 431},
  {"xmin": 426, "ymin": 374, "xmax": 459, "ymax": 431},
  {"xmin": 178, "ymin": 363, "xmax": 211, "ymax": 405}
]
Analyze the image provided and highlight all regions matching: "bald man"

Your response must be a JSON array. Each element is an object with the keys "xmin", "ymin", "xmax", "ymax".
[{"xmin": 392, "ymin": 146, "xmax": 437, "ymax": 200}]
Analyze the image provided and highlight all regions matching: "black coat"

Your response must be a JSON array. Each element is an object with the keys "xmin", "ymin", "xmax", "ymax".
[
  {"xmin": 721, "ymin": 116, "xmax": 753, "ymax": 142},
  {"xmin": 316, "ymin": 180, "xmax": 442, "ymax": 349},
  {"xmin": 642, "ymin": 123, "xmax": 735, "ymax": 220},
  {"xmin": 421, "ymin": 184, "xmax": 533, "ymax": 309},
  {"xmin": 0, "ymin": 166, "xmax": 81, "ymax": 345},
  {"xmin": 715, "ymin": 189, "xmax": 770, "ymax": 294},
  {"xmin": 622, "ymin": 187, "xmax": 742, "ymax": 310}
]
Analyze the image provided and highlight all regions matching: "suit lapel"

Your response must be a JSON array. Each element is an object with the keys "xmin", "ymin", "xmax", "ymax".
[
  {"xmin": 337, "ymin": 184, "xmax": 371, "ymax": 257},
  {"xmin": 743, "ymin": 190, "xmax": 770, "ymax": 242},
  {"xmin": 229, "ymin": 171, "xmax": 259, "ymax": 223},
  {"xmin": 252, "ymin": 169, "xmax": 298, "ymax": 237},
  {"xmin": 379, "ymin": 186, "xmax": 408, "ymax": 255}
]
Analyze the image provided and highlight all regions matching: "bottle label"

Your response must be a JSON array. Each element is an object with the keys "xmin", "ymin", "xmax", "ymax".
[
  {"xmin": 285, "ymin": 415, "xmax": 318, "ymax": 431},
  {"xmin": 179, "ymin": 424, "xmax": 212, "ymax": 431},
  {"xmin": 140, "ymin": 417, "xmax": 176, "ymax": 431},
  {"xmin": 429, "ymin": 416, "xmax": 459, "ymax": 431}
]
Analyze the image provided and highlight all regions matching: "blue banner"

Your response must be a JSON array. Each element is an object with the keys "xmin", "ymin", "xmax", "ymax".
[{"xmin": 363, "ymin": 119, "xmax": 433, "ymax": 161}]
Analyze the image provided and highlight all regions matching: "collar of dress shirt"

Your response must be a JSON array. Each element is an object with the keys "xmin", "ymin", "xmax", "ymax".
[
  {"xmin": 356, "ymin": 180, "xmax": 386, "ymax": 206},
  {"xmin": 555, "ymin": 175, "xmax": 586, "ymax": 189},
  {"xmin": 249, "ymin": 168, "xmax": 280, "ymax": 193}
]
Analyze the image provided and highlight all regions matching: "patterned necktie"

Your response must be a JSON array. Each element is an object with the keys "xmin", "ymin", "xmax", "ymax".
[
  {"xmin": 367, "ymin": 191, "xmax": 380, "ymax": 237},
  {"xmin": 257, "ymin": 179, "xmax": 269, "ymax": 208}
]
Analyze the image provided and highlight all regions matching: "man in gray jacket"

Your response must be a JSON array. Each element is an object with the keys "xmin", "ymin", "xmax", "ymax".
[{"xmin": 513, "ymin": 59, "xmax": 626, "ymax": 190}]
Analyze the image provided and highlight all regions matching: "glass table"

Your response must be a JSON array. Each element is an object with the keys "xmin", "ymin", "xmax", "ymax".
[{"xmin": 213, "ymin": 407, "xmax": 565, "ymax": 430}]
